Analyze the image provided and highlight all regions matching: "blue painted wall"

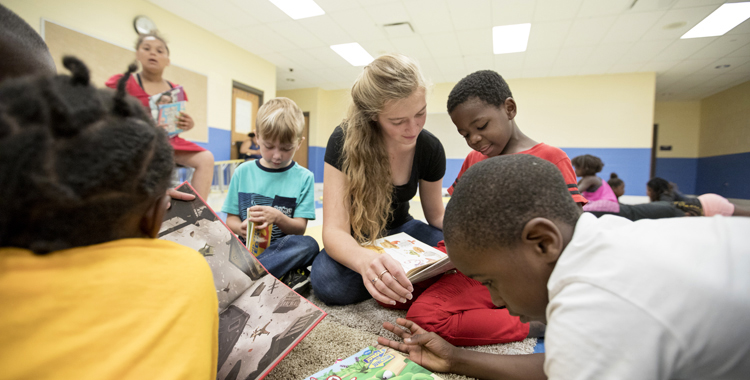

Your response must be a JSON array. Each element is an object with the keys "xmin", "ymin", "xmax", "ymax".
[
  {"xmin": 695, "ymin": 152, "xmax": 750, "ymax": 199},
  {"xmin": 193, "ymin": 127, "xmax": 232, "ymax": 161},
  {"xmin": 655, "ymin": 158, "xmax": 698, "ymax": 195},
  {"xmin": 309, "ymin": 146, "xmax": 327, "ymax": 183}
]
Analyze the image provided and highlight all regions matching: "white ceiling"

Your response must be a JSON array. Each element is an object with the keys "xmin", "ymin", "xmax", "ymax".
[{"xmin": 148, "ymin": 0, "xmax": 750, "ymax": 101}]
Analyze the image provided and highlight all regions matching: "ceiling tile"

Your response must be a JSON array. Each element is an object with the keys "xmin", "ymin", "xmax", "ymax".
[
  {"xmin": 417, "ymin": 58, "xmax": 446, "ymax": 84},
  {"xmin": 494, "ymin": 52, "xmax": 526, "ymax": 70},
  {"xmin": 329, "ymin": 8, "xmax": 387, "ymax": 41},
  {"xmin": 436, "ymin": 56, "xmax": 467, "ymax": 76},
  {"xmin": 526, "ymin": 20, "xmax": 572, "ymax": 50},
  {"xmin": 501, "ymin": 69, "xmax": 523, "ymax": 79},
  {"xmin": 304, "ymin": 46, "xmax": 352, "ymax": 67},
  {"xmin": 455, "ymin": 28, "xmax": 493, "ymax": 56},
  {"xmin": 364, "ymin": 2, "xmax": 411, "ymax": 25},
  {"xmin": 727, "ymin": 41, "xmax": 750, "ymax": 57},
  {"xmin": 577, "ymin": 63, "xmax": 613, "ymax": 75},
  {"xmin": 563, "ymin": 16, "xmax": 618, "ymax": 47},
  {"xmin": 725, "ymin": 60, "xmax": 750, "ymax": 75},
  {"xmin": 492, "ymin": 0, "xmax": 536, "ymax": 25},
  {"xmin": 639, "ymin": 60, "xmax": 679, "ymax": 73},
  {"xmin": 533, "ymin": 0, "xmax": 584, "ymax": 22},
  {"xmin": 280, "ymin": 49, "xmax": 328, "ymax": 70},
  {"xmin": 704, "ymin": 56, "xmax": 750, "ymax": 75},
  {"xmin": 652, "ymin": 37, "xmax": 716, "ymax": 61},
  {"xmin": 315, "ymin": 0, "xmax": 364, "ymax": 12},
  {"xmin": 608, "ymin": 61, "xmax": 645, "ymax": 73},
  {"xmin": 618, "ymin": 39, "xmax": 674, "ymax": 63},
  {"xmin": 214, "ymin": 28, "xmax": 275, "ymax": 55},
  {"xmin": 524, "ymin": 48, "xmax": 560, "ymax": 67},
  {"xmin": 577, "ymin": 0, "xmax": 635, "ymax": 18},
  {"xmin": 153, "ymin": 0, "xmax": 227, "ymax": 32},
  {"xmin": 727, "ymin": 18, "xmax": 750, "ymax": 35},
  {"xmin": 448, "ymin": 0, "xmax": 493, "ymax": 31},
  {"xmin": 443, "ymin": 71, "xmax": 468, "ymax": 83},
  {"xmin": 238, "ymin": 25, "xmax": 298, "ymax": 52},
  {"xmin": 297, "ymin": 15, "xmax": 354, "ymax": 46},
  {"xmin": 522, "ymin": 66, "xmax": 551, "ymax": 78},
  {"xmin": 464, "ymin": 54, "xmax": 495, "ymax": 73},
  {"xmin": 586, "ymin": 43, "xmax": 633, "ymax": 66},
  {"xmin": 548, "ymin": 65, "xmax": 581, "ymax": 77},
  {"xmin": 640, "ymin": 5, "xmax": 720, "ymax": 41},
  {"xmin": 230, "ymin": 0, "xmax": 290, "ymax": 23},
  {"xmin": 689, "ymin": 33, "xmax": 750, "ymax": 60},
  {"xmin": 600, "ymin": 11, "xmax": 666, "ymax": 44},
  {"xmin": 422, "ymin": 33, "xmax": 463, "ymax": 58},
  {"xmin": 404, "ymin": 0, "xmax": 455, "ymax": 34},
  {"xmin": 660, "ymin": 58, "xmax": 714, "ymax": 75},
  {"xmin": 708, "ymin": 73, "xmax": 750, "ymax": 89},
  {"xmin": 672, "ymin": 0, "xmax": 727, "ymax": 9},
  {"xmin": 390, "ymin": 36, "xmax": 433, "ymax": 60},
  {"xmin": 359, "ymin": 39, "xmax": 398, "ymax": 57},
  {"xmin": 187, "ymin": 0, "xmax": 259, "ymax": 30},
  {"xmin": 555, "ymin": 46, "xmax": 595, "ymax": 66},
  {"xmin": 267, "ymin": 20, "xmax": 327, "ymax": 50},
  {"xmin": 262, "ymin": 52, "xmax": 298, "ymax": 69}
]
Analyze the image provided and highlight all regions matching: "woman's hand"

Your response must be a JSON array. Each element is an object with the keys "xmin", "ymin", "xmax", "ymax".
[
  {"xmin": 178, "ymin": 112, "xmax": 194, "ymax": 131},
  {"xmin": 361, "ymin": 253, "xmax": 414, "ymax": 305},
  {"xmin": 378, "ymin": 318, "xmax": 456, "ymax": 373}
]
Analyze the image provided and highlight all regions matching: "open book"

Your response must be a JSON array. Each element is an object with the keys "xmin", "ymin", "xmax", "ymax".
[
  {"xmin": 303, "ymin": 345, "xmax": 444, "ymax": 380},
  {"xmin": 148, "ymin": 85, "xmax": 187, "ymax": 136},
  {"xmin": 366, "ymin": 232, "xmax": 454, "ymax": 283},
  {"xmin": 159, "ymin": 183, "xmax": 326, "ymax": 380}
]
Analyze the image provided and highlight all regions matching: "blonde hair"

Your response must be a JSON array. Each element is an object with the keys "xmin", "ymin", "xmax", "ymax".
[
  {"xmin": 256, "ymin": 97, "xmax": 305, "ymax": 144},
  {"xmin": 342, "ymin": 53, "xmax": 428, "ymax": 245}
]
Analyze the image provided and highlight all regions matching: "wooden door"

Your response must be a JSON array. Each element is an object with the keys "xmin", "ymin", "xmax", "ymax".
[
  {"xmin": 231, "ymin": 82, "xmax": 263, "ymax": 160},
  {"xmin": 293, "ymin": 112, "xmax": 310, "ymax": 168}
]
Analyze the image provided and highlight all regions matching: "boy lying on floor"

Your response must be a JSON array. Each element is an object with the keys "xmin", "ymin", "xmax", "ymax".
[{"xmin": 379, "ymin": 154, "xmax": 750, "ymax": 380}]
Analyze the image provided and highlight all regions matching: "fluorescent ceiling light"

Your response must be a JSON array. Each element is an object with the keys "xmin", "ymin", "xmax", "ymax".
[
  {"xmin": 330, "ymin": 43, "xmax": 374, "ymax": 66},
  {"xmin": 681, "ymin": 2, "xmax": 750, "ymax": 39},
  {"xmin": 268, "ymin": 0, "xmax": 325, "ymax": 20},
  {"xmin": 493, "ymin": 23, "xmax": 531, "ymax": 54}
]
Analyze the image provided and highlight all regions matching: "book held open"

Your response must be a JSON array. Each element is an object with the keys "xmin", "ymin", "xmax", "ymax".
[{"xmin": 366, "ymin": 232, "xmax": 454, "ymax": 283}]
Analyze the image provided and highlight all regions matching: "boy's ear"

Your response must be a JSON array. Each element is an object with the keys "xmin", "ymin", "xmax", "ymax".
[
  {"xmin": 520, "ymin": 217, "xmax": 563, "ymax": 264},
  {"xmin": 140, "ymin": 194, "xmax": 171, "ymax": 239},
  {"xmin": 504, "ymin": 97, "xmax": 518, "ymax": 120}
]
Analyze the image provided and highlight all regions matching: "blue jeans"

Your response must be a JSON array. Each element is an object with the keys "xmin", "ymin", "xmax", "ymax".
[
  {"xmin": 311, "ymin": 218, "xmax": 444, "ymax": 305},
  {"xmin": 257, "ymin": 235, "xmax": 319, "ymax": 279}
]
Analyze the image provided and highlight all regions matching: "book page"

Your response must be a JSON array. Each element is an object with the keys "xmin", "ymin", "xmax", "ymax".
[
  {"xmin": 369, "ymin": 232, "xmax": 448, "ymax": 277},
  {"xmin": 303, "ymin": 345, "xmax": 444, "ymax": 380}
]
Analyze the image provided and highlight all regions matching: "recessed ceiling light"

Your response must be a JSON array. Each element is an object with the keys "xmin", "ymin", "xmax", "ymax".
[
  {"xmin": 493, "ymin": 23, "xmax": 531, "ymax": 54},
  {"xmin": 715, "ymin": 64, "xmax": 731, "ymax": 69},
  {"xmin": 286, "ymin": 78, "xmax": 295, "ymax": 82},
  {"xmin": 268, "ymin": 0, "xmax": 325, "ymax": 20},
  {"xmin": 663, "ymin": 21, "xmax": 687, "ymax": 30},
  {"xmin": 681, "ymin": 2, "xmax": 750, "ymax": 39},
  {"xmin": 330, "ymin": 43, "xmax": 374, "ymax": 66}
]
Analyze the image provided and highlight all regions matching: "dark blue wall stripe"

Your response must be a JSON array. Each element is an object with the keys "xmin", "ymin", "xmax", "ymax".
[
  {"xmin": 655, "ymin": 158, "xmax": 698, "ymax": 195},
  {"xmin": 309, "ymin": 146, "xmax": 327, "ymax": 183},
  {"xmin": 695, "ymin": 151, "xmax": 750, "ymax": 199},
  {"xmin": 193, "ymin": 127, "xmax": 232, "ymax": 161}
]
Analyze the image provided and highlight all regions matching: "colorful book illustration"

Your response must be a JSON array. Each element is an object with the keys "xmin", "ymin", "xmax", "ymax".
[
  {"xmin": 159, "ymin": 183, "xmax": 326, "ymax": 380},
  {"xmin": 303, "ymin": 345, "xmax": 444, "ymax": 380},
  {"xmin": 247, "ymin": 207, "xmax": 273, "ymax": 257},
  {"xmin": 148, "ymin": 85, "xmax": 188, "ymax": 136},
  {"xmin": 365, "ymin": 232, "xmax": 454, "ymax": 283},
  {"xmin": 158, "ymin": 101, "xmax": 187, "ymax": 136}
]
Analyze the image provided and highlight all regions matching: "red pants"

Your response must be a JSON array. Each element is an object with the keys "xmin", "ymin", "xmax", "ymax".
[{"xmin": 381, "ymin": 241, "xmax": 529, "ymax": 346}]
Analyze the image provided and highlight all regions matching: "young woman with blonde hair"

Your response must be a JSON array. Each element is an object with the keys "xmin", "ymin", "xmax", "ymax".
[{"xmin": 311, "ymin": 54, "xmax": 446, "ymax": 306}]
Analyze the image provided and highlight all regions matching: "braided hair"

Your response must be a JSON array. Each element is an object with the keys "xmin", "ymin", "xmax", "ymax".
[{"xmin": 0, "ymin": 57, "xmax": 174, "ymax": 254}]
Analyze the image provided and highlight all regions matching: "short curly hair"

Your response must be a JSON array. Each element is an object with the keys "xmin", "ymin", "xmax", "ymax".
[
  {"xmin": 447, "ymin": 70, "xmax": 513, "ymax": 114},
  {"xmin": 444, "ymin": 155, "xmax": 581, "ymax": 250}
]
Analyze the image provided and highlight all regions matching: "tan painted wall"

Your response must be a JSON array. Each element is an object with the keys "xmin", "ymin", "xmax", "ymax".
[
  {"xmin": 653, "ymin": 101, "xmax": 701, "ymax": 158},
  {"xmin": 5, "ymin": 0, "xmax": 276, "ymax": 132},
  {"xmin": 699, "ymin": 79, "xmax": 750, "ymax": 157}
]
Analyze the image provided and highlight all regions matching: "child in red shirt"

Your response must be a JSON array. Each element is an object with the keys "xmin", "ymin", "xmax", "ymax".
[{"xmin": 406, "ymin": 70, "xmax": 586, "ymax": 346}]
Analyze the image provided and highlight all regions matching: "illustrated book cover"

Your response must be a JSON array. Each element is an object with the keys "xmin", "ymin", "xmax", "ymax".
[
  {"xmin": 303, "ymin": 345, "xmax": 444, "ymax": 380},
  {"xmin": 365, "ymin": 232, "xmax": 454, "ymax": 283},
  {"xmin": 246, "ymin": 207, "xmax": 273, "ymax": 257},
  {"xmin": 148, "ymin": 85, "xmax": 187, "ymax": 136},
  {"xmin": 159, "ymin": 182, "xmax": 326, "ymax": 380},
  {"xmin": 158, "ymin": 101, "xmax": 187, "ymax": 136}
]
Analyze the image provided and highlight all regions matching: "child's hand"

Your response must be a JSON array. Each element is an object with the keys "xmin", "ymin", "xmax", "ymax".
[
  {"xmin": 247, "ymin": 206, "xmax": 281, "ymax": 230},
  {"xmin": 239, "ymin": 219, "xmax": 248, "ymax": 238},
  {"xmin": 178, "ymin": 112, "xmax": 194, "ymax": 131},
  {"xmin": 378, "ymin": 318, "xmax": 456, "ymax": 373},
  {"xmin": 157, "ymin": 122, "xmax": 169, "ymax": 131}
]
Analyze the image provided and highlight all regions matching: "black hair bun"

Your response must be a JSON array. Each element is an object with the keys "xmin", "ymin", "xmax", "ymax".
[{"xmin": 610, "ymin": 173, "xmax": 619, "ymax": 179}]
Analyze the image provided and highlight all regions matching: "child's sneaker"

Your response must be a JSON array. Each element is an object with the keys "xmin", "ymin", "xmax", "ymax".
[{"xmin": 281, "ymin": 268, "xmax": 311, "ymax": 295}]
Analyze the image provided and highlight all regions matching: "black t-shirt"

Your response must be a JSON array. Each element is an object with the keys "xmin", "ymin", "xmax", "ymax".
[{"xmin": 324, "ymin": 126, "xmax": 446, "ymax": 230}]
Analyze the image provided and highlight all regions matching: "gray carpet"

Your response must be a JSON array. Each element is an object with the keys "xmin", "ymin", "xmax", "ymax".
[{"xmin": 266, "ymin": 292, "xmax": 536, "ymax": 380}]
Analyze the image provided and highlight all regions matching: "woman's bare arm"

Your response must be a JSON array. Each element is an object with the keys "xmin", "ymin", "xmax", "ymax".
[{"xmin": 419, "ymin": 179, "xmax": 445, "ymax": 230}]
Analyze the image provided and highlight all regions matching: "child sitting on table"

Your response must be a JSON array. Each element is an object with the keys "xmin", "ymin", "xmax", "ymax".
[
  {"xmin": 405, "ymin": 70, "xmax": 586, "ymax": 346},
  {"xmin": 0, "ymin": 58, "xmax": 217, "ymax": 379},
  {"xmin": 379, "ymin": 154, "xmax": 750, "ymax": 380},
  {"xmin": 222, "ymin": 97, "xmax": 318, "ymax": 291}
]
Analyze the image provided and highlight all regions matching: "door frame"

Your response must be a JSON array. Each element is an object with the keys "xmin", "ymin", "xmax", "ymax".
[{"xmin": 232, "ymin": 81, "xmax": 264, "ymax": 105}]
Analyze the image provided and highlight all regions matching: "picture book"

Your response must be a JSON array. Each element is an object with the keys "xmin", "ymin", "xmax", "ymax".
[
  {"xmin": 159, "ymin": 183, "xmax": 326, "ymax": 380},
  {"xmin": 148, "ymin": 85, "xmax": 188, "ymax": 136},
  {"xmin": 303, "ymin": 345, "xmax": 444, "ymax": 380},
  {"xmin": 365, "ymin": 232, "xmax": 454, "ymax": 283},
  {"xmin": 247, "ymin": 207, "xmax": 273, "ymax": 257},
  {"xmin": 158, "ymin": 101, "xmax": 187, "ymax": 136}
]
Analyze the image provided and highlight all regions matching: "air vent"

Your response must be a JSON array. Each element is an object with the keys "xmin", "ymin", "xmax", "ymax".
[{"xmin": 383, "ymin": 22, "xmax": 414, "ymax": 38}]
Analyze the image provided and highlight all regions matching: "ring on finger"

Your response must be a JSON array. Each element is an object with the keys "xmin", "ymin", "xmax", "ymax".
[
  {"xmin": 371, "ymin": 277, "xmax": 378, "ymax": 284},
  {"xmin": 378, "ymin": 269, "xmax": 389, "ymax": 279}
]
